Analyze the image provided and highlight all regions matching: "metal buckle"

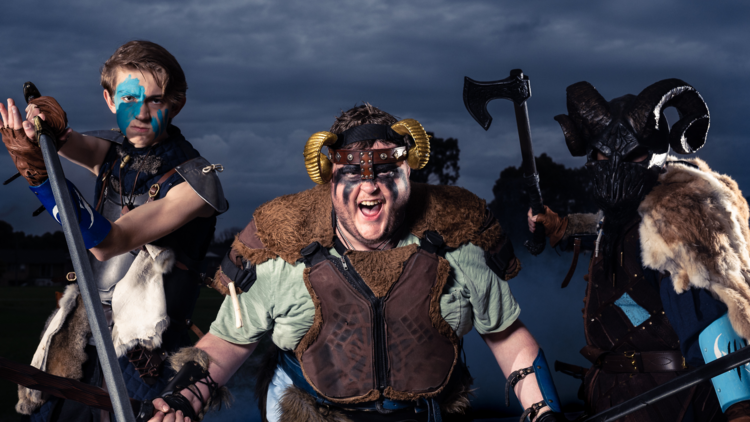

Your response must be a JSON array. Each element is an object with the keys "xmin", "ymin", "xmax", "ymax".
[
  {"xmin": 148, "ymin": 183, "xmax": 160, "ymax": 199},
  {"xmin": 623, "ymin": 351, "xmax": 637, "ymax": 370}
]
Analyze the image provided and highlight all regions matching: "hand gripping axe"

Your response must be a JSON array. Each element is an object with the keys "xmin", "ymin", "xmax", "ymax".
[{"xmin": 463, "ymin": 69, "xmax": 546, "ymax": 255}]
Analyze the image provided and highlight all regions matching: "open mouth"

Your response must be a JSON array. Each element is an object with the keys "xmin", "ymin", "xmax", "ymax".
[{"xmin": 358, "ymin": 199, "xmax": 383, "ymax": 218}]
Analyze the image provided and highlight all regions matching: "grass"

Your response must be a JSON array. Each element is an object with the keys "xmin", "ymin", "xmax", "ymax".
[{"xmin": 0, "ymin": 286, "xmax": 225, "ymax": 422}]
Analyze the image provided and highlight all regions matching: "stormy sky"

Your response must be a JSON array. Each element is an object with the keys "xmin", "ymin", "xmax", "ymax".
[{"xmin": 1, "ymin": 0, "xmax": 749, "ymax": 416}]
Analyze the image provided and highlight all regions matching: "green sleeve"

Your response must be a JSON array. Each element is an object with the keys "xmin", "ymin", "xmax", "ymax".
[
  {"xmin": 445, "ymin": 242, "xmax": 521, "ymax": 335},
  {"xmin": 209, "ymin": 256, "xmax": 314, "ymax": 349}
]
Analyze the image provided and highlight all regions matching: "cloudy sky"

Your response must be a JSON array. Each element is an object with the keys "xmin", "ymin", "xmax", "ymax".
[
  {"xmin": 1, "ymin": 0, "xmax": 748, "ymax": 236},
  {"xmin": 1, "ymin": 0, "xmax": 749, "ymax": 415}
]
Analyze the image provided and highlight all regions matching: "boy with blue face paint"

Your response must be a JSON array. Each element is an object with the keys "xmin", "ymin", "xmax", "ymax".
[{"xmin": 0, "ymin": 40, "xmax": 228, "ymax": 422}]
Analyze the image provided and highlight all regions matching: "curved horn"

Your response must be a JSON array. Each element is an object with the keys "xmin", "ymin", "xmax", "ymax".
[
  {"xmin": 391, "ymin": 119, "xmax": 430, "ymax": 170},
  {"xmin": 565, "ymin": 82, "xmax": 612, "ymax": 141},
  {"xmin": 304, "ymin": 132, "xmax": 337, "ymax": 184},
  {"xmin": 629, "ymin": 79, "xmax": 710, "ymax": 154},
  {"xmin": 554, "ymin": 114, "xmax": 587, "ymax": 156}
]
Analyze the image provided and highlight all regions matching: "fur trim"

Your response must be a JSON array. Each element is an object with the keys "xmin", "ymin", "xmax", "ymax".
[
  {"xmin": 168, "ymin": 347, "xmax": 233, "ymax": 421},
  {"xmin": 116, "ymin": 145, "xmax": 162, "ymax": 175},
  {"xmin": 17, "ymin": 285, "xmax": 90, "ymax": 415},
  {"xmin": 639, "ymin": 157, "xmax": 750, "ymax": 339},
  {"xmin": 439, "ymin": 364, "xmax": 474, "ymax": 414},
  {"xmin": 246, "ymin": 182, "xmax": 501, "ymax": 266},
  {"xmin": 111, "ymin": 244, "xmax": 174, "ymax": 357},
  {"xmin": 279, "ymin": 386, "xmax": 353, "ymax": 422},
  {"xmin": 346, "ymin": 244, "xmax": 419, "ymax": 298},
  {"xmin": 563, "ymin": 212, "xmax": 600, "ymax": 239}
]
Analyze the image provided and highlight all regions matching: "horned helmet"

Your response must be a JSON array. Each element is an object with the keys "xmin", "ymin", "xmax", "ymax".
[
  {"xmin": 303, "ymin": 119, "xmax": 430, "ymax": 184},
  {"xmin": 554, "ymin": 79, "xmax": 710, "ymax": 217}
]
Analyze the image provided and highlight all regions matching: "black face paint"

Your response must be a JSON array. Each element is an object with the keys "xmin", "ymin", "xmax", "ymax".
[
  {"xmin": 373, "ymin": 164, "xmax": 403, "ymax": 205},
  {"xmin": 333, "ymin": 165, "xmax": 360, "ymax": 206}
]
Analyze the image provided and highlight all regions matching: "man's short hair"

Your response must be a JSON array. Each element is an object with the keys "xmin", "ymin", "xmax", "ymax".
[
  {"xmin": 330, "ymin": 104, "xmax": 409, "ymax": 149},
  {"xmin": 100, "ymin": 40, "xmax": 187, "ymax": 107}
]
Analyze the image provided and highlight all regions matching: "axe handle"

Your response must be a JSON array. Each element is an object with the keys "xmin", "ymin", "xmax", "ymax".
[{"xmin": 513, "ymin": 102, "xmax": 546, "ymax": 255}]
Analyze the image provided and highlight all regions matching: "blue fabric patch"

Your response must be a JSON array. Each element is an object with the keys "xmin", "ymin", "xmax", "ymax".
[{"xmin": 614, "ymin": 292, "xmax": 651, "ymax": 327}]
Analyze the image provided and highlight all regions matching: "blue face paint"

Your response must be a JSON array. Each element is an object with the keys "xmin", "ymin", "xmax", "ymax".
[
  {"xmin": 151, "ymin": 108, "xmax": 169, "ymax": 138},
  {"xmin": 114, "ymin": 75, "xmax": 146, "ymax": 135}
]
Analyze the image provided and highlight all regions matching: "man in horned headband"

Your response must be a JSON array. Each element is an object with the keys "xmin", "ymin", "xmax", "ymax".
[
  {"xmin": 529, "ymin": 79, "xmax": 750, "ymax": 421},
  {"xmin": 147, "ymin": 104, "xmax": 568, "ymax": 422}
]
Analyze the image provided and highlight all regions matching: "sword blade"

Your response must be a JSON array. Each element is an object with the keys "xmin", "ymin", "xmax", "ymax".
[
  {"xmin": 582, "ymin": 345, "xmax": 750, "ymax": 422},
  {"xmin": 37, "ymin": 130, "xmax": 136, "ymax": 422}
]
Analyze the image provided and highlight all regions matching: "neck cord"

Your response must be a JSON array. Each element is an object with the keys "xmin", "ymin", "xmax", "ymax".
[
  {"xmin": 336, "ymin": 218, "xmax": 391, "ymax": 251},
  {"xmin": 119, "ymin": 144, "xmax": 156, "ymax": 208}
]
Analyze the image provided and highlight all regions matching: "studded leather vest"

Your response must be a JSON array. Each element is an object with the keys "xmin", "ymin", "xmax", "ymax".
[
  {"xmin": 295, "ymin": 237, "xmax": 458, "ymax": 404},
  {"xmin": 584, "ymin": 218, "xmax": 681, "ymax": 354}
]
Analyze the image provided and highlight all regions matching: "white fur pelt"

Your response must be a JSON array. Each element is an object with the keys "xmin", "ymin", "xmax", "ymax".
[
  {"xmin": 18, "ymin": 284, "xmax": 82, "ymax": 413},
  {"xmin": 111, "ymin": 244, "xmax": 174, "ymax": 357},
  {"xmin": 639, "ymin": 157, "xmax": 750, "ymax": 340}
]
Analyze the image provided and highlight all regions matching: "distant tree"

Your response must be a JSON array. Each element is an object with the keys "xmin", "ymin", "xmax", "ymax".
[
  {"xmin": 489, "ymin": 154, "xmax": 598, "ymax": 243},
  {"xmin": 0, "ymin": 220, "xmax": 67, "ymax": 250},
  {"xmin": 409, "ymin": 132, "xmax": 460, "ymax": 185}
]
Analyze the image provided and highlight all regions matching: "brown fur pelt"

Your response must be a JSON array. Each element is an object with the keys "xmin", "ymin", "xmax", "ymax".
[
  {"xmin": 167, "ymin": 347, "xmax": 233, "ymax": 421},
  {"xmin": 17, "ymin": 284, "xmax": 90, "ymax": 415},
  {"xmin": 346, "ymin": 244, "xmax": 419, "ymax": 298},
  {"xmin": 639, "ymin": 157, "xmax": 750, "ymax": 339},
  {"xmin": 278, "ymin": 386, "xmax": 353, "ymax": 422},
  {"xmin": 234, "ymin": 182, "xmax": 502, "ymax": 266}
]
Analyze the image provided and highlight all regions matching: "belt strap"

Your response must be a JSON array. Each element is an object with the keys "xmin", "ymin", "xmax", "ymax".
[
  {"xmin": 592, "ymin": 350, "xmax": 687, "ymax": 373},
  {"xmin": 561, "ymin": 237, "xmax": 582, "ymax": 288}
]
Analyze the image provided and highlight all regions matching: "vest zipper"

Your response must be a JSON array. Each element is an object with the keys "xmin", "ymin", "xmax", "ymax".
[{"xmin": 329, "ymin": 254, "xmax": 388, "ymax": 391}]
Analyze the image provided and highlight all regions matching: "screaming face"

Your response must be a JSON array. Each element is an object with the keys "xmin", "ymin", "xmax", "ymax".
[{"xmin": 331, "ymin": 141, "xmax": 411, "ymax": 249}]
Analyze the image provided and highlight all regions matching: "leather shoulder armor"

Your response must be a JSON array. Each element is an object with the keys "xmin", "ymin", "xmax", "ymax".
[{"xmin": 175, "ymin": 157, "xmax": 228, "ymax": 213}]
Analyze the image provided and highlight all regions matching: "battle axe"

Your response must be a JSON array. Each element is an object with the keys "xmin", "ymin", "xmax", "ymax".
[{"xmin": 463, "ymin": 69, "xmax": 546, "ymax": 255}]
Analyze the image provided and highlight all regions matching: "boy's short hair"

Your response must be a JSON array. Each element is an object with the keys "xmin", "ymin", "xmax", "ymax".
[
  {"xmin": 329, "ymin": 103, "xmax": 409, "ymax": 149},
  {"xmin": 100, "ymin": 40, "xmax": 187, "ymax": 107}
]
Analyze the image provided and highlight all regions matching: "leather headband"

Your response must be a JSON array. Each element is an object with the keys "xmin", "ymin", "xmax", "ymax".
[{"xmin": 328, "ymin": 146, "xmax": 407, "ymax": 180}]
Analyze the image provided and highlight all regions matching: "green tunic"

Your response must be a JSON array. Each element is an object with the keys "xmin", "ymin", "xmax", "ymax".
[{"xmin": 209, "ymin": 233, "xmax": 520, "ymax": 350}]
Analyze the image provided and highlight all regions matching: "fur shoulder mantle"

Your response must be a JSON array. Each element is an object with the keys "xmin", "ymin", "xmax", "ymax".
[
  {"xmin": 639, "ymin": 157, "xmax": 750, "ymax": 339},
  {"xmin": 232, "ymin": 182, "xmax": 506, "ymax": 266}
]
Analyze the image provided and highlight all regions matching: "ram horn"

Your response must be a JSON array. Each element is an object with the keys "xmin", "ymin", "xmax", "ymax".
[
  {"xmin": 628, "ymin": 79, "xmax": 710, "ymax": 154},
  {"xmin": 304, "ymin": 132, "xmax": 338, "ymax": 184},
  {"xmin": 564, "ymin": 82, "xmax": 612, "ymax": 142},
  {"xmin": 391, "ymin": 119, "xmax": 430, "ymax": 170}
]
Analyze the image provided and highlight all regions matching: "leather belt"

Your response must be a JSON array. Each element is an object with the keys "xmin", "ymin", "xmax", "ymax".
[{"xmin": 598, "ymin": 350, "xmax": 687, "ymax": 373}]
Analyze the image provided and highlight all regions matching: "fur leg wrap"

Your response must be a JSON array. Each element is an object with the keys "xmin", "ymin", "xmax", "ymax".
[{"xmin": 162, "ymin": 347, "xmax": 232, "ymax": 421}]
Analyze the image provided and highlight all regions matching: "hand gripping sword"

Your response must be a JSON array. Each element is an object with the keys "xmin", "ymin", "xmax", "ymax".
[
  {"xmin": 22, "ymin": 82, "xmax": 137, "ymax": 422},
  {"xmin": 463, "ymin": 69, "xmax": 546, "ymax": 255}
]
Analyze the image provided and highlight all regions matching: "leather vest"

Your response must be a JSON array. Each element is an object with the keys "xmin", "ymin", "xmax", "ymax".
[
  {"xmin": 88, "ymin": 128, "xmax": 217, "ymax": 350},
  {"xmin": 584, "ymin": 218, "xmax": 681, "ymax": 354},
  {"xmin": 295, "ymin": 237, "xmax": 458, "ymax": 404}
]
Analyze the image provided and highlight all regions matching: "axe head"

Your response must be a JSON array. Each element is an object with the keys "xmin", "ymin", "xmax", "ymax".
[{"xmin": 463, "ymin": 69, "xmax": 531, "ymax": 130}]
